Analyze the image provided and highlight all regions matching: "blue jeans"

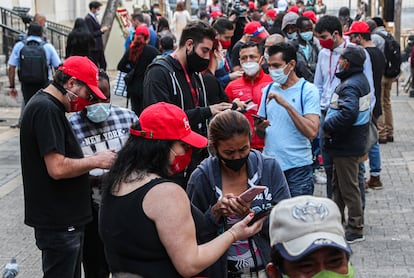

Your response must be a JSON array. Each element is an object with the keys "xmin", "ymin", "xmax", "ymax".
[
  {"xmin": 368, "ymin": 141, "xmax": 381, "ymax": 176},
  {"xmin": 35, "ymin": 227, "xmax": 84, "ymax": 278},
  {"xmin": 284, "ymin": 164, "xmax": 314, "ymax": 197},
  {"xmin": 320, "ymin": 111, "xmax": 333, "ymax": 198}
]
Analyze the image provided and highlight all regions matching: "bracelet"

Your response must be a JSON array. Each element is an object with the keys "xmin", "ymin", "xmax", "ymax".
[
  {"xmin": 9, "ymin": 86, "xmax": 15, "ymax": 89},
  {"xmin": 227, "ymin": 229, "xmax": 237, "ymax": 242}
]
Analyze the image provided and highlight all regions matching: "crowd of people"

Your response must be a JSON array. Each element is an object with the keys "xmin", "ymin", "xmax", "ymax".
[{"xmin": 7, "ymin": 0, "xmax": 401, "ymax": 277}]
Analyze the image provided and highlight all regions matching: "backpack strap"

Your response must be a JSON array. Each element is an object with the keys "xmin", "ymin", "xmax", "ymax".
[
  {"xmin": 264, "ymin": 80, "xmax": 307, "ymax": 117},
  {"xmin": 153, "ymin": 57, "xmax": 175, "ymax": 73},
  {"xmin": 299, "ymin": 80, "xmax": 307, "ymax": 115},
  {"xmin": 263, "ymin": 82, "xmax": 274, "ymax": 118}
]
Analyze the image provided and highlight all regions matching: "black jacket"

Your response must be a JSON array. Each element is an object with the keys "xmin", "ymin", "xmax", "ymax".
[
  {"xmin": 142, "ymin": 55, "xmax": 212, "ymax": 137},
  {"xmin": 118, "ymin": 45, "xmax": 160, "ymax": 115},
  {"xmin": 323, "ymin": 67, "xmax": 371, "ymax": 157},
  {"xmin": 85, "ymin": 13, "xmax": 103, "ymax": 51}
]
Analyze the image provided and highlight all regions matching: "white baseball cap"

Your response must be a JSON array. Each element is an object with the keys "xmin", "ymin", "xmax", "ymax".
[{"xmin": 269, "ymin": 196, "xmax": 351, "ymax": 261}]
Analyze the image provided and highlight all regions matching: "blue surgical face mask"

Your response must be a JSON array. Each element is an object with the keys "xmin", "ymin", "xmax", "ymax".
[
  {"xmin": 300, "ymin": 31, "xmax": 314, "ymax": 42},
  {"xmin": 269, "ymin": 64, "xmax": 290, "ymax": 84},
  {"xmin": 286, "ymin": 32, "xmax": 298, "ymax": 40},
  {"xmin": 86, "ymin": 103, "xmax": 111, "ymax": 123},
  {"xmin": 267, "ymin": 20, "xmax": 274, "ymax": 26}
]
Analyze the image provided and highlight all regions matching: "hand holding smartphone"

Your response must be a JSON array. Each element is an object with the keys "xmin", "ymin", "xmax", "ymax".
[
  {"xmin": 238, "ymin": 186, "xmax": 267, "ymax": 202},
  {"xmin": 251, "ymin": 114, "xmax": 265, "ymax": 121},
  {"xmin": 248, "ymin": 206, "xmax": 274, "ymax": 226}
]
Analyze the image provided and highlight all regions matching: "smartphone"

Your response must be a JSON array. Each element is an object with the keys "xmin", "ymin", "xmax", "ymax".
[
  {"xmin": 251, "ymin": 114, "xmax": 266, "ymax": 121},
  {"xmin": 248, "ymin": 206, "xmax": 274, "ymax": 226},
  {"xmin": 238, "ymin": 186, "xmax": 267, "ymax": 202}
]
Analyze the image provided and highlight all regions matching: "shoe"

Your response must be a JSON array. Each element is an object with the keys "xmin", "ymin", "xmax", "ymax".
[
  {"xmin": 313, "ymin": 171, "xmax": 327, "ymax": 184},
  {"xmin": 366, "ymin": 176, "xmax": 383, "ymax": 190},
  {"xmin": 387, "ymin": 136, "xmax": 394, "ymax": 142},
  {"xmin": 346, "ymin": 232, "xmax": 365, "ymax": 244},
  {"xmin": 9, "ymin": 123, "xmax": 20, "ymax": 129},
  {"xmin": 379, "ymin": 137, "xmax": 387, "ymax": 144}
]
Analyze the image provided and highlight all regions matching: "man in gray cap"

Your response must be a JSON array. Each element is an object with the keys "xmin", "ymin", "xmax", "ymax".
[
  {"xmin": 266, "ymin": 196, "xmax": 354, "ymax": 277},
  {"xmin": 322, "ymin": 45, "xmax": 370, "ymax": 244}
]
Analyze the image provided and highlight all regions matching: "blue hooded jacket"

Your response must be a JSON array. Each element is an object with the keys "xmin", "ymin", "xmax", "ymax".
[{"xmin": 187, "ymin": 149, "xmax": 291, "ymax": 277}]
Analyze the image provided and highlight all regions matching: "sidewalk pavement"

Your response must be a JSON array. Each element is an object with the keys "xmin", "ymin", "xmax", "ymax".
[{"xmin": 0, "ymin": 80, "xmax": 414, "ymax": 277}]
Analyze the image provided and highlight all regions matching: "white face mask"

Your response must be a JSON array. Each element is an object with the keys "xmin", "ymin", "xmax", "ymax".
[{"xmin": 242, "ymin": 62, "xmax": 260, "ymax": 76}]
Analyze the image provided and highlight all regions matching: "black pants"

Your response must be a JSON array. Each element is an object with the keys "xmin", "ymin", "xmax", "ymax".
[
  {"xmin": 35, "ymin": 226, "xmax": 84, "ymax": 278},
  {"xmin": 83, "ymin": 205, "xmax": 110, "ymax": 278}
]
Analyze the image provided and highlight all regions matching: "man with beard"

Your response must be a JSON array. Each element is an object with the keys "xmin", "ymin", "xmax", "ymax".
[{"xmin": 142, "ymin": 21, "xmax": 232, "ymax": 187}]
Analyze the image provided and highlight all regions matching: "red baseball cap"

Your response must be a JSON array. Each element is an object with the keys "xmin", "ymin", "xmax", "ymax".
[
  {"xmin": 344, "ymin": 21, "xmax": 371, "ymax": 35},
  {"xmin": 303, "ymin": 10, "xmax": 317, "ymax": 24},
  {"xmin": 249, "ymin": 1, "xmax": 257, "ymax": 10},
  {"xmin": 58, "ymin": 56, "xmax": 106, "ymax": 100},
  {"xmin": 130, "ymin": 102, "xmax": 208, "ymax": 149},
  {"xmin": 135, "ymin": 25, "xmax": 150, "ymax": 37},
  {"xmin": 288, "ymin": 5, "xmax": 299, "ymax": 14},
  {"xmin": 244, "ymin": 21, "xmax": 269, "ymax": 40},
  {"xmin": 266, "ymin": 9, "xmax": 277, "ymax": 20}
]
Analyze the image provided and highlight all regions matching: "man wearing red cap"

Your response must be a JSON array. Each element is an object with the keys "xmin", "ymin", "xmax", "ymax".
[
  {"xmin": 231, "ymin": 21, "xmax": 269, "ymax": 71},
  {"xmin": 345, "ymin": 20, "xmax": 386, "ymax": 191},
  {"xmin": 264, "ymin": 9, "xmax": 277, "ymax": 31},
  {"xmin": 20, "ymin": 56, "xmax": 116, "ymax": 278}
]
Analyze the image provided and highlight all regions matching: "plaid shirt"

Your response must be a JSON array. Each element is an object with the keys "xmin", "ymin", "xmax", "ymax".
[
  {"xmin": 69, "ymin": 105, "xmax": 137, "ymax": 205},
  {"xmin": 69, "ymin": 105, "xmax": 137, "ymax": 155}
]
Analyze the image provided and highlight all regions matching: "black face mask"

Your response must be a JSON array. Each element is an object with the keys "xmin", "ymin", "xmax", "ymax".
[
  {"xmin": 219, "ymin": 155, "xmax": 249, "ymax": 172},
  {"xmin": 186, "ymin": 47, "xmax": 210, "ymax": 73}
]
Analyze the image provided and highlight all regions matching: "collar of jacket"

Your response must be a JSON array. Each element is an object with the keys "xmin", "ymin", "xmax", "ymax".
[{"xmin": 335, "ymin": 67, "xmax": 363, "ymax": 80}]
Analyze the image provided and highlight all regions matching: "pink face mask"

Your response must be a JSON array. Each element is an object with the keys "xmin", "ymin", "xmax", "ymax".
[{"xmin": 170, "ymin": 148, "xmax": 193, "ymax": 174}]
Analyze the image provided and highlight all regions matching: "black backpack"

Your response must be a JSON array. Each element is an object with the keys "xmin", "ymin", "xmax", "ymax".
[
  {"xmin": 18, "ymin": 40, "xmax": 49, "ymax": 85},
  {"xmin": 377, "ymin": 32, "xmax": 402, "ymax": 78}
]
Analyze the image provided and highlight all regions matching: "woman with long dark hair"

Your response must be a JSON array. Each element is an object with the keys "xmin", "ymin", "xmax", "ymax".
[
  {"xmin": 157, "ymin": 16, "xmax": 176, "ymax": 46},
  {"xmin": 187, "ymin": 110, "xmax": 291, "ymax": 277},
  {"xmin": 66, "ymin": 18, "xmax": 95, "ymax": 59},
  {"xmin": 117, "ymin": 25, "xmax": 160, "ymax": 116},
  {"xmin": 99, "ymin": 102, "xmax": 265, "ymax": 278}
]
